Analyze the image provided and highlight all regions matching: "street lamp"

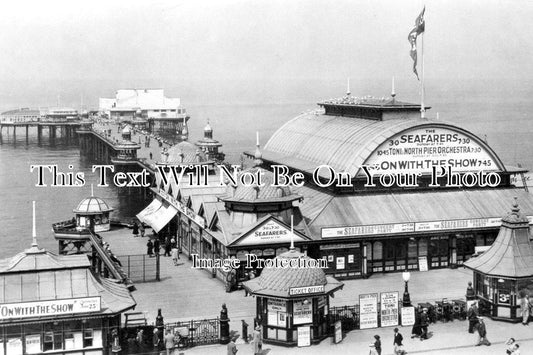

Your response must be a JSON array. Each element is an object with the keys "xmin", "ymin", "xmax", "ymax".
[{"xmin": 402, "ymin": 271, "xmax": 411, "ymax": 307}]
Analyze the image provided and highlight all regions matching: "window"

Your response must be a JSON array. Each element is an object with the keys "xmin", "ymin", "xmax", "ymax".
[
  {"xmin": 372, "ymin": 242, "xmax": 382, "ymax": 260},
  {"xmin": 43, "ymin": 332, "xmax": 63, "ymax": 351},
  {"xmin": 83, "ymin": 329, "xmax": 93, "ymax": 348}
]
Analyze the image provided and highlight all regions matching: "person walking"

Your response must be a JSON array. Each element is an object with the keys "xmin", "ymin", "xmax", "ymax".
[
  {"xmin": 172, "ymin": 244, "xmax": 179, "ymax": 266},
  {"xmin": 393, "ymin": 328, "xmax": 405, "ymax": 355},
  {"xmin": 411, "ymin": 306, "xmax": 422, "ymax": 338},
  {"xmin": 420, "ymin": 308, "xmax": 429, "ymax": 340},
  {"xmin": 227, "ymin": 336, "xmax": 238, "ymax": 355},
  {"xmin": 139, "ymin": 223, "xmax": 145, "ymax": 237},
  {"xmin": 146, "ymin": 239, "xmax": 154, "ymax": 257},
  {"xmin": 368, "ymin": 343, "xmax": 378, "ymax": 355},
  {"xmin": 475, "ymin": 317, "xmax": 491, "ymax": 346},
  {"xmin": 511, "ymin": 344, "xmax": 521, "ymax": 355},
  {"xmin": 132, "ymin": 222, "xmax": 139, "ymax": 237},
  {"xmin": 164, "ymin": 329, "xmax": 175, "ymax": 355},
  {"xmin": 154, "ymin": 238, "xmax": 160, "ymax": 256},
  {"xmin": 164, "ymin": 237, "xmax": 172, "ymax": 257},
  {"xmin": 467, "ymin": 301, "xmax": 479, "ymax": 333},
  {"xmin": 373, "ymin": 335, "xmax": 382, "ymax": 355},
  {"xmin": 253, "ymin": 325, "xmax": 262, "ymax": 355},
  {"xmin": 506, "ymin": 338, "xmax": 516, "ymax": 354},
  {"xmin": 519, "ymin": 294, "xmax": 531, "ymax": 325}
]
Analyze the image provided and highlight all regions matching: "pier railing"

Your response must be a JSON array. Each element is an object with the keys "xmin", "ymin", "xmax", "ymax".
[{"xmin": 116, "ymin": 254, "xmax": 160, "ymax": 283}]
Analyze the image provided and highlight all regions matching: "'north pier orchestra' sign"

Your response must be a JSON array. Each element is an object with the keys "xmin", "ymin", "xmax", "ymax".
[{"xmin": 363, "ymin": 126, "xmax": 502, "ymax": 174}]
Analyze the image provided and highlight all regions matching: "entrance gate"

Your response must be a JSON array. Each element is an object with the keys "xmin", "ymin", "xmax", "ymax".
[
  {"xmin": 165, "ymin": 317, "xmax": 220, "ymax": 347},
  {"xmin": 328, "ymin": 305, "xmax": 360, "ymax": 333}
]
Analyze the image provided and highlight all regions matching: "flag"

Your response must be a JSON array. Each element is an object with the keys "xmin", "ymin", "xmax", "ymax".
[{"xmin": 408, "ymin": 7, "xmax": 425, "ymax": 80}]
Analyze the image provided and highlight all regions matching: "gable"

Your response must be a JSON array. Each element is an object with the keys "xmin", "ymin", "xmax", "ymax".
[{"xmin": 232, "ymin": 217, "xmax": 308, "ymax": 247}]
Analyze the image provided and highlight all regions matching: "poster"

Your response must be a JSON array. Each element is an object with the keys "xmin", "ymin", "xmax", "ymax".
[
  {"xmin": 336, "ymin": 256, "xmax": 345, "ymax": 270},
  {"xmin": 401, "ymin": 306, "xmax": 415, "ymax": 326},
  {"xmin": 6, "ymin": 338, "xmax": 22, "ymax": 355},
  {"xmin": 24, "ymin": 335, "xmax": 41, "ymax": 354},
  {"xmin": 359, "ymin": 293, "xmax": 379, "ymax": 329},
  {"xmin": 293, "ymin": 300, "xmax": 313, "ymax": 325},
  {"xmin": 418, "ymin": 256, "xmax": 428, "ymax": 271},
  {"xmin": 380, "ymin": 292, "xmax": 399, "ymax": 327},
  {"xmin": 297, "ymin": 326, "xmax": 311, "ymax": 347},
  {"xmin": 348, "ymin": 254, "xmax": 354, "ymax": 263},
  {"xmin": 267, "ymin": 299, "xmax": 287, "ymax": 326},
  {"xmin": 334, "ymin": 320, "xmax": 343, "ymax": 344}
]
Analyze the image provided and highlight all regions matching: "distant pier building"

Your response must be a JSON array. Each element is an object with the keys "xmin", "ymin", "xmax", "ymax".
[{"xmin": 99, "ymin": 89, "xmax": 189, "ymax": 135}]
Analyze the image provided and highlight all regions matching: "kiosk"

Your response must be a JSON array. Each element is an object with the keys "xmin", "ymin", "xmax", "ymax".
[
  {"xmin": 243, "ymin": 247, "xmax": 343, "ymax": 346},
  {"xmin": 464, "ymin": 199, "xmax": 533, "ymax": 321}
]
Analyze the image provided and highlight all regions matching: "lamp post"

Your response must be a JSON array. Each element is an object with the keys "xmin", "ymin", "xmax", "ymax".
[{"xmin": 402, "ymin": 272, "xmax": 411, "ymax": 307}]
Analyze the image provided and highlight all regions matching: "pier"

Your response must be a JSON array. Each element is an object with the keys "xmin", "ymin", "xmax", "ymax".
[{"xmin": 0, "ymin": 121, "xmax": 84, "ymax": 145}]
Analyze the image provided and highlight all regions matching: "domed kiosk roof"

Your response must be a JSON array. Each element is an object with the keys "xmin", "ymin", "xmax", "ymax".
[
  {"xmin": 164, "ymin": 141, "xmax": 211, "ymax": 165},
  {"xmin": 243, "ymin": 248, "xmax": 343, "ymax": 298},
  {"xmin": 220, "ymin": 167, "xmax": 302, "ymax": 205},
  {"xmin": 73, "ymin": 196, "xmax": 114, "ymax": 215}
]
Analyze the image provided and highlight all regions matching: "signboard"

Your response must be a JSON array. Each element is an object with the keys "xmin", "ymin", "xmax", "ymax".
[
  {"xmin": 0, "ymin": 297, "xmax": 101, "ymax": 320},
  {"xmin": 158, "ymin": 190, "xmax": 206, "ymax": 227},
  {"xmin": 297, "ymin": 326, "xmax": 311, "ymax": 347},
  {"xmin": 322, "ymin": 223, "xmax": 414, "ymax": 238},
  {"xmin": 334, "ymin": 320, "xmax": 343, "ymax": 344},
  {"xmin": 293, "ymin": 300, "xmax": 313, "ymax": 325},
  {"xmin": 289, "ymin": 285, "xmax": 325, "ymax": 296},
  {"xmin": 322, "ymin": 217, "xmax": 533, "ymax": 238},
  {"xmin": 380, "ymin": 292, "xmax": 399, "ymax": 327},
  {"xmin": 415, "ymin": 217, "xmax": 503, "ymax": 232},
  {"xmin": 498, "ymin": 291, "xmax": 511, "ymax": 304},
  {"xmin": 401, "ymin": 306, "xmax": 416, "ymax": 326},
  {"xmin": 359, "ymin": 293, "xmax": 379, "ymax": 329},
  {"xmin": 267, "ymin": 299, "xmax": 287, "ymax": 326},
  {"xmin": 235, "ymin": 219, "xmax": 306, "ymax": 246},
  {"xmin": 267, "ymin": 299, "xmax": 287, "ymax": 312},
  {"xmin": 362, "ymin": 126, "xmax": 502, "ymax": 175},
  {"xmin": 418, "ymin": 257, "xmax": 428, "ymax": 272}
]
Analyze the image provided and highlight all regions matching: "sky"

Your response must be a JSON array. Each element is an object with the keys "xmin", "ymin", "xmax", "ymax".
[{"xmin": 0, "ymin": 0, "xmax": 532, "ymax": 109}]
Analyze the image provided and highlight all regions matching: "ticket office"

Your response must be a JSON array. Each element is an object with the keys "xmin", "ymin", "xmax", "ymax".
[
  {"xmin": 365, "ymin": 230, "xmax": 497, "ymax": 274},
  {"xmin": 259, "ymin": 295, "xmax": 329, "ymax": 345},
  {"xmin": 0, "ymin": 317, "xmax": 111, "ymax": 355}
]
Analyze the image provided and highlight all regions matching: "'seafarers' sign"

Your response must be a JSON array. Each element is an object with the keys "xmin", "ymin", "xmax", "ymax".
[
  {"xmin": 235, "ymin": 219, "xmax": 306, "ymax": 246},
  {"xmin": 363, "ymin": 126, "xmax": 502, "ymax": 175},
  {"xmin": 289, "ymin": 285, "xmax": 325, "ymax": 296},
  {"xmin": 0, "ymin": 297, "xmax": 101, "ymax": 320}
]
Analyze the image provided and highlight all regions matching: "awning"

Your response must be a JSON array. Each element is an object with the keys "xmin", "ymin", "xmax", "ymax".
[
  {"xmin": 144, "ymin": 203, "xmax": 178, "ymax": 233},
  {"xmin": 136, "ymin": 199, "xmax": 163, "ymax": 225}
]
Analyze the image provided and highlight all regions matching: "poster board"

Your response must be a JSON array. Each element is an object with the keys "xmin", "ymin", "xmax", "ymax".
[
  {"xmin": 334, "ymin": 320, "xmax": 343, "ymax": 344},
  {"xmin": 401, "ymin": 306, "xmax": 415, "ymax": 326},
  {"xmin": 293, "ymin": 300, "xmax": 313, "ymax": 325},
  {"xmin": 418, "ymin": 256, "xmax": 428, "ymax": 271},
  {"xmin": 359, "ymin": 293, "xmax": 379, "ymax": 329},
  {"xmin": 297, "ymin": 326, "xmax": 311, "ymax": 347},
  {"xmin": 380, "ymin": 292, "xmax": 399, "ymax": 327}
]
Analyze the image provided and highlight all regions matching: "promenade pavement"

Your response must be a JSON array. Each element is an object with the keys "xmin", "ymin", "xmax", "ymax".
[{"xmin": 102, "ymin": 227, "xmax": 533, "ymax": 354}]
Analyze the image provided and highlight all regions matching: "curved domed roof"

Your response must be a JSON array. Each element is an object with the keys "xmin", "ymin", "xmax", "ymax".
[
  {"xmin": 262, "ymin": 113, "xmax": 506, "ymax": 178},
  {"xmin": 221, "ymin": 167, "xmax": 301, "ymax": 203},
  {"xmin": 258, "ymin": 249, "xmax": 326, "ymax": 291},
  {"xmin": 243, "ymin": 248, "xmax": 344, "ymax": 298},
  {"xmin": 73, "ymin": 196, "xmax": 114, "ymax": 215},
  {"xmin": 165, "ymin": 141, "xmax": 209, "ymax": 164}
]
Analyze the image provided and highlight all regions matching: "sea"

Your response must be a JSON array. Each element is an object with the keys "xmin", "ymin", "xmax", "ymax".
[{"xmin": 1, "ymin": 78, "xmax": 532, "ymax": 259}]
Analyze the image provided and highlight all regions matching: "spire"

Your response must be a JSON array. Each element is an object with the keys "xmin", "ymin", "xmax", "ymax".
[
  {"xmin": 290, "ymin": 214, "xmax": 295, "ymax": 251},
  {"xmin": 346, "ymin": 78, "xmax": 351, "ymax": 96},
  {"xmin": 32, "ymin": 201, "xmax": 38, "ymax": 247},
  {"xmin": 91, "ymin": 183, "xmax": 94, "ymax": 197},
  {"xmin": 391, "ymin": 76, "xmax": 396, "ymax": 99},
  {"xmin": 26, "ymin": 201, "xmax": 44, "ymax": 254},
  {"xmin": 253, "ymin": 131, "xmax": 263, "ymax": 167}
]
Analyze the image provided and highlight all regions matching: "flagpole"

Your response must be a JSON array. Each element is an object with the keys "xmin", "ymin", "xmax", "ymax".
[{"xmin": 420, "ymin": 31, "xmax": 425, "ymax": 119}]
